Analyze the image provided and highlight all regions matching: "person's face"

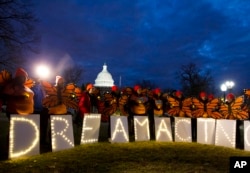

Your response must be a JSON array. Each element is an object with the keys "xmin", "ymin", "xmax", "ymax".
[
  {"xmin": 88, "ymin": 87, "xmax": 95, "ymax": 94},
  {"xmin": 137, "ymin": 88, "xmax": 142, "ymax": 94},
  {"xmin": 201, "ymin": 96, "xmax": 206, "ymax": 100},
  {"xmin": 176, "ymin": 94, "xmax": 182, "ymax": 98},
  {"xmin": 57, "ymin": 80, "xmax": 64, "ymax": 87},
  {"xmin": 15, "ymin": 76, "xmax": 27, "ymax": 84},
  {"xmin": 227, "ymin": 98, "xmax": 233, "ymax": 103}
]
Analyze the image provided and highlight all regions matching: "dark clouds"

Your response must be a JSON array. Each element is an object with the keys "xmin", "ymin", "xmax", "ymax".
[{"xmin": 31, "ymin": 0, "xmax": 250, "ymax": 93}]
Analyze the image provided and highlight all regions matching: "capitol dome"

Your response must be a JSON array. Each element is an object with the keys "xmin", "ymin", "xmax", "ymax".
[{"xmin": 94, "ymin": 63, "xmax": 114, "ymax": 87}]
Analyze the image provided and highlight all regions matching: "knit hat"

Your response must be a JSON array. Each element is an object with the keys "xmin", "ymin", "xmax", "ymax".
[
  {"xmin": 175, "ymin": 90, "xmax": 182, "ymax": 97},
  {"xmin": 208, "ymin": 94, "xmax": 214, "ymax": 100},
  {"xmin": 86, "ymin": 83, "xmax": 93, "ymax": 91},
  {"xmin": 226, "ymin": 93, "xmax": 235, "ymax": 100},
  {"xmin": 153, "ymin": 88, "xmax": 161, "ymax": 95},
  {"xmin": 112, "ymin": 85, "xmax": 118, "ymax": 91},
  {"xmin": 15, "ymin": 68, "xmax": 28, "ymax": 78},
  {"xmin": 134, "ymin": 85, "xmax": 141, "ymax": 91},
  {"xmin": 199, "ymin": 92, "xmax": 207, "ymax": 98}
]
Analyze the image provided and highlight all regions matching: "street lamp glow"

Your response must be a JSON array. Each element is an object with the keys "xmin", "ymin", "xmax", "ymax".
[
  {"xmin": 225, "ymin": 81, "xmax": 234, "ymax": 89},
  {"xmin": 36, "ymin": 65, "xmax": 50, "ymax": 79},
  {"xmin": 220, "ymin": 83, "xmax": 227, "ymax": 102},
  {"xmin": 220, "ymin": 84, "xmax": 227, "ymax": 92}
]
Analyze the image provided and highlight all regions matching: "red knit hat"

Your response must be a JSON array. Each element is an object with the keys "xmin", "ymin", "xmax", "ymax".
[
  {"xmin": 86, "ymin": 83, "xmax": 93, "ymax": 91},
  {"xmin": 226, "ymin": 93, "xmax": 235, "ymax": 100},
  {"xmin": 15, "ymin": 68, "xmax": 28, "ymax": 78},
  {"xmin": 112, "ymin": 85, "xmax": 118, "ymax": 91},
  {"xmin": 153, "ymin": 88, "xmax": 161, "ymax": 95},
  {"xmin": 199, "ymin": 92, "xmax": 207, "ymax": 98},
  {"xmin": 208, "ymin": 94, "xmax": 214, "ymax": 100},
  {"xmin": 134, "ymin": 85, "xmax": 141, "ymax": 91},
  {"xmin": 175, "ymin": 90, "xmax": 182, "ymax": 97}
]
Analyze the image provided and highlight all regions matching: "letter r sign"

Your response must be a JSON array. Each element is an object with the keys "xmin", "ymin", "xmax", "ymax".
[{"xmin": 230, "ymin": 157, "xmax": 250, "ymax": 173}]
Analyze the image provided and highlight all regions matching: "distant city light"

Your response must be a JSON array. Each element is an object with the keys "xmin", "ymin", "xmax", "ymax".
[{"xmin": 36, "ymin": 65, "xmax": 50, "ymax": 79}]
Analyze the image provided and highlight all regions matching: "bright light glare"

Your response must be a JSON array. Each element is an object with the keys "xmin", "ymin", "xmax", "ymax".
[
  {"xmin": 220, "ymin": 84, "xmax": 227, "ymax": 92},
  {"xmin": 36, "ymin": 65, "xmax": 50, "ymax": 79},
  {"xmin": 225, "ymin": 81, "xmax": 234, "ymax": 89}
]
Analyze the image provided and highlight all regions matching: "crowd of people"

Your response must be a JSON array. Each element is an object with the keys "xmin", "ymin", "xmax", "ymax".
[
  {"xmin": 1, "ymin": 68, "xmax": 250, "ymax": 122},
  {"xmin": 76, "ymin": 83, "xmax": 250, "ymax": 121},
  {"xmin": 1, "ymin": 67, "xmax": 250, "ymax": 145}
]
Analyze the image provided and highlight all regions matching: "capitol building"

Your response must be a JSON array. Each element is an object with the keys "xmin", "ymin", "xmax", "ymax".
[{"xmin": 94, "ymin": 63, "xmax": 115, "ymax": 94}]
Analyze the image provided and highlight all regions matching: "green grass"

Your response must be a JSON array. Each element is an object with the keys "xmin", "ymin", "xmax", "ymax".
[{"xmin": 0, "ymin": 141, "xmax": 250, "ymax": 173}]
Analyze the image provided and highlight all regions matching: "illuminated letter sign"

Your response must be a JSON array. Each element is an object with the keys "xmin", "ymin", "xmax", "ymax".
[
  {"xmin": 110, "ymin": 116, "xmax": 129, "ymax": 143},
  {"xmin": 134, "ymin": 116, "xmax": 150, "ymax": 141},
  {"xmin": 244, "ymin": 121, "xmax": 250, "ymax": 151},
  {"xmin": 9, "ymin": 114, "xmax": 40, "ymax": 159},
  {"xmin": 174, "ymin": 117, "xmax": 192, "ymax": 142},
  {"xmin": 197, "ymin": 118, "xmax": 216, "ymax": 145},
  {"xmin": 81, "ymin": 114, "xmax": 101, "ymax": 144},
  {"xmin": 51, "ymin": 115, "xmax": 74, "ymax": 152},
  {"xmin": 215, "ymin": 119, "xmax": 236, "ymax": 148},
  {"xmin": 154, "ymin": 117, "xmax": 173, "ymax": 142}
]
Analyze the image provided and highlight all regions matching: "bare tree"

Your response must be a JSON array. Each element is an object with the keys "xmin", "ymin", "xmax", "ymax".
[
  {"xmin": 0, "ymin": 0, "xmax": 39, "ymax": 69},
  {"xmin": 177, "ymin": 63, "xmax": 215, "ymax": 97},
  {"xmin": 62, "ymin": 65, "xmax": 84, "ymax": 86},
  {"xmin": 135, "ymin": 79, "xmax": 156, "ymax": 90}
]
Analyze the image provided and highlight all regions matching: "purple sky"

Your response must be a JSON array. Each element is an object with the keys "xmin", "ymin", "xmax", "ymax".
[{"xmin": 29, "ymin": 0, "xmax": 250, "ymax": 94}]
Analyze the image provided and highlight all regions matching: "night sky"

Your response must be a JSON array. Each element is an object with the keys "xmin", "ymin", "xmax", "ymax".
[{"xmin": 29, "ymin": 0, "xmax": 250, "ymax": 94}]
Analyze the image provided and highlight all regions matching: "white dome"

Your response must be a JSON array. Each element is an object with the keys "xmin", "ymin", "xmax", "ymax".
[{"xmin": 94, "ymin": 63, "xmax": 114, "ymax": 87}]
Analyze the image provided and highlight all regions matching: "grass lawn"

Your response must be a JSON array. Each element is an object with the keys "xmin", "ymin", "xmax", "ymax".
[{"xmin": 0, "ymin": 141, "xmax": 250, "ymax": 173}]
